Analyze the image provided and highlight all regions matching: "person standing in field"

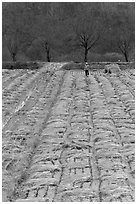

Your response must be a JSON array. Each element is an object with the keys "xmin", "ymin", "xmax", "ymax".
[{"xmin": 84, "ymin": 62, "xmax": 89, "ymax": 76}]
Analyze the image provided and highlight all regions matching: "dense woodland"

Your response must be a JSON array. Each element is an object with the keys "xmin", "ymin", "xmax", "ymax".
[{"xmin": 2, "ymin": 2, "xmax": 135, "ymax": 62}]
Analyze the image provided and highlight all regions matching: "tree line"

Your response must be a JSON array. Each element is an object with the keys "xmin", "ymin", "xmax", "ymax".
[{"xmin": 2, "ymin": 2, "xmax": 135, "ymax": 62}]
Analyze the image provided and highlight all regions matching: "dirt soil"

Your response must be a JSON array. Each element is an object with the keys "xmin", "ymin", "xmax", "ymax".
[{"xmin": 2, "ymin": 63, "xmax": 135, "ymax": 202}]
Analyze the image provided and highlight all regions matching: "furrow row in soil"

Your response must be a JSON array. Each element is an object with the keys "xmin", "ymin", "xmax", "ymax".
[
  {"xmin": 2, "ymin": 69, "xmax": 26, "ymax": 87},
  {"xmin": 121, "ymin": 70, "xmax": 135, "ymax": 88},
  {"xmin": 2, "ymin": 70, "xmax": 38, "ymax": 125},
  {"xmin": 94, "ymin": 73, "xmax": 135, "ymax": 179},
  {"xmin": 2, "ymin": 68, "xmax": 54, "ymax": 130},
  {"xmin": 105, "ymin": 74, "xmax": 135, "ymax": 122},
  {"xmin": 2, "ymin": 71, "xmax": 32, "ymax": 93},
  {"xmin": 2, "ymin": 68, "xmax": 66, "ymax": 202},
  {"xmin": 53, "ymin": 72, "xmax": 100, "ymax": 202},
  {"xmin": 87, "ymin": 73, "xmax": 134, "ymax": 201},
  {"xmin": 2, "ymin": 67, "xmax": 135, "ymax": 202},
  {"xmin": 13, "ymin": 71, "xmax": 75, "ymax": 202},
  {"xmin": 117, "ymin": 72, "xmax": 134, "ymax": 98},
  {"xmin": 15, "ymin": 71, "xmax": 100, "ymax": 202}
]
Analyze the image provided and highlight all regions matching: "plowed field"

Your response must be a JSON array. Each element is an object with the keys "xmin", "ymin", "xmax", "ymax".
[{"xmin": 2, "ymin": 63, "xmax": 135, "ymax": 202}]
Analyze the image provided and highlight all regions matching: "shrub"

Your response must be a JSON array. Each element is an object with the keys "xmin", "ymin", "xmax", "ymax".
[{"xmin": 104, "ymin": 63, "xmax": 121, "ymax": 74}]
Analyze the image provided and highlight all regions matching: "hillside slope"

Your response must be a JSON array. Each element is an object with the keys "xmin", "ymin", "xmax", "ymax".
[{"xmin": 2, "ymin": 63, "xmax": 135, "ymax": 202}]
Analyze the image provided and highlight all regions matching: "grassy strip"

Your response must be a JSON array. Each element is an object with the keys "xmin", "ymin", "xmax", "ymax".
[
  {"xmin": 2, "ymin": 61, "xmax": 44, "ymax": 70},
  {"xmin": 62, "ymin": 61, "xmax": 135, "ymax": 71}
]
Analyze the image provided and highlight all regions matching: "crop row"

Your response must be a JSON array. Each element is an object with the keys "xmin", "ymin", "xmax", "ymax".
[
  {"xmin": 14, "ymin": 70, "xmax": 134, "ymax": 202},
  {"xmin": 2, "ymin": 66, "xmax": 135, "ymax": 202},
  {"xmin": 2, "ymin": 63, "xmax": 65, "ymax": 201}
]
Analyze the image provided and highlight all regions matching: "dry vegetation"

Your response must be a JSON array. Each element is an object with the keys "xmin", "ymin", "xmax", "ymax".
[{"xmin": 2, "ymin": 63, "xmax": 135, "ymax": 202}]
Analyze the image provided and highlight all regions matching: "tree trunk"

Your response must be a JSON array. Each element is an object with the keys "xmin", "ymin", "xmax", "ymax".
[
  {"xmin": 84, "ymin": 48, "xmax": 88, "ymax": 62},
  {"xmin": 124, "ymin": 52, "xmax": 129, "ymax": 62},
  {"xmin": 12, "ymin": 53, "xmax": 16, "ymax": 62},
  {"xmin": 47, "ymin": 49, "xmax": 51, "ymax": 62}
]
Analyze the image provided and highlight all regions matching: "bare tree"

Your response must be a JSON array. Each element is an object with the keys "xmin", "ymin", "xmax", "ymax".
[
  {"xmin": 76, "ymin": 29, "xmax": 100, "ymax": 62},
  {"xmin": 4, "ymin": 32, "xmax": 19, "ymax": 62},
  {"xmin": 2, "ymin": 2, "xmax": 134, "ymax": 62},
  {"xmin": 73, "ymin": 12, "xmax": 101, "ymax": 62},
  {"xmin": 42, "ymin": 40, "xmax": 51, "ymax": 62},
  {"xmin": 117, "ymin": 37, "xmax": 130, "ymax": 62},
  {"xmin": 3, "ymin": 3, "xmax": 37, "ymax": 61},
  {"xmin": 116, "ymin": 26, "xmax": 134, "ymax": 62}
]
